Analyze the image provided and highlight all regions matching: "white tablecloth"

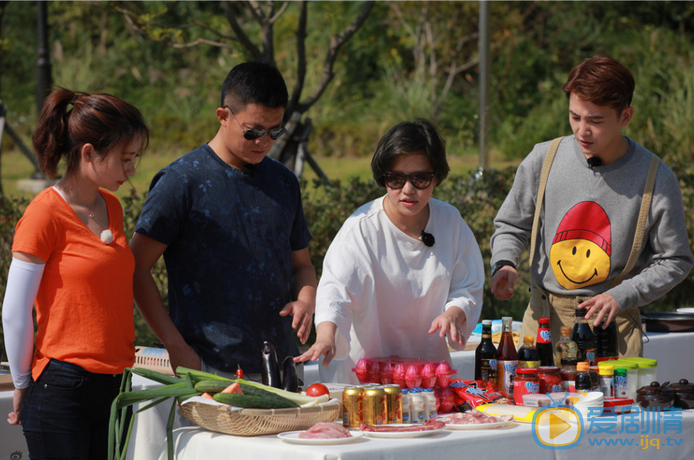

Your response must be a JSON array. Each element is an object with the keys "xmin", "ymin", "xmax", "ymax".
[{"xmin": 155, "ymin": 410, "xmax": 694, "ymax": 460}]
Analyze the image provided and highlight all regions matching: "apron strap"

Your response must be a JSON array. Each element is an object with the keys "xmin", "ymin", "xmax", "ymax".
[
  {"xmin": 529, "ymin": 137, "xmax": 563, "ymax": 277},
  {"xmin": 610, "ymin": 154, "xmax": 660, "ymax": 288}
]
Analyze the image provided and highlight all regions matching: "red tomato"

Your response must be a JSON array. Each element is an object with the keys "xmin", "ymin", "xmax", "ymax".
[{"xmin": 305, "ymin": 383, "xmax": 330, "ymax": 397}]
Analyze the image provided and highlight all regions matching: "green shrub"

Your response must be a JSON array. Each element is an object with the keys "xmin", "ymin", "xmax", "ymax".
[{"xmin": 2, "ymin": 166, "xmax": 693, "ymax": 355}]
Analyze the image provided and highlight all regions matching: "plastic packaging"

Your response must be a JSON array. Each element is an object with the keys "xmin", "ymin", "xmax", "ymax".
[
  {"xmin": 610, "ymin": 360, "xmax": 639, "ymax": 401},
  {"xmin": 475, "ymin": 403, "xmax": 537, "ymax": 423},
  {"xmin": 620, "ymin": 357, "xmax": 658, "ymax": 390},
  {"xmin": 352, "ymin": 357, "xmax": 457, "ymax": 388}
]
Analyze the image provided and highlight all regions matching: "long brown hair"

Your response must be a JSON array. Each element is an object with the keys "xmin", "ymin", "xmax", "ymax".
[{"xmin": 31, "ymin": 88, "xmax": 149, "ymax": 179}]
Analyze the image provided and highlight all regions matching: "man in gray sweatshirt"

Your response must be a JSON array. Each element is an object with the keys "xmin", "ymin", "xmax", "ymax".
[{"xmin": 490, "ymin": 55, "xmax": 693, "ymax": 358}]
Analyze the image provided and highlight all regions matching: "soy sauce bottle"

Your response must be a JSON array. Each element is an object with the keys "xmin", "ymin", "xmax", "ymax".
[
  {"xmin": 571, "ymin": 306, "xmax": 596, "ymax": 365},
  {"xmin": 517, "ymin": 336, "xmax": 541, "ymax": 369},
  {"xmin": 475, "ymin": 319, "xmax": 497, "ymax": 381},
  {"xmin": 496, "ymin": 316, "xmax": 518, "ymax": 399},
  {"xmin": 575, "ymin": 361, "xmax": 592, "ymax": 392},
  {"xmin": 536, "ymin": 318, "xmax": 554, "ymax": 366},
  {"xmin": 594, "ymin": 320, "xmax": 618, "ymax": 363}
]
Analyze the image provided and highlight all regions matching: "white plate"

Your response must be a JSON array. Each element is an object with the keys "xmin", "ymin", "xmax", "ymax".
[
  {"xmin": 677, "ymin": 308, "xmax": 694, "ymax": 314},
  {"xmin": 277, "ymin": 430, "xmax": 365, "ymax": 445},
  {"xmin": 441, "ymin": 420, "xmax": 515, "ymax": 430},
  {"xmin": 361, "ymin": 425, "xmax": 446, "ymax": 438}
]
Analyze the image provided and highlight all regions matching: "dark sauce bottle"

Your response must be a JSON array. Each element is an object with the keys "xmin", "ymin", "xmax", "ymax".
[
  {"xmin": 571, "ymin": 306, "xmax": 596, "ymax": 365},
  {"xmin": 475, "ymin": 319, "xmax": 497, "ymax": 381}
]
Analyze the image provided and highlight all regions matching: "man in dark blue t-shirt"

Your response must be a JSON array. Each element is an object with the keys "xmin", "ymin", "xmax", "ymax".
[{"xmin": 131, "ymin": 62, "xmax": 317, "ymax": 377}]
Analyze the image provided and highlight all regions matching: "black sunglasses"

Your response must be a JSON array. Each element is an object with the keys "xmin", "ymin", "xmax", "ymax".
[
  {"xmin": 224, "ymin": 106, "xmax": 286, "ymax": 141},
  {"xmin": 382, "ymin": 172, "xmax": 436, "ymax": 190}
]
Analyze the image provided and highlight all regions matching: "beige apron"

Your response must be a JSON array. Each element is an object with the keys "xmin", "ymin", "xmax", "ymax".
[{"xmin": 519, "ymin": 137, "xmax": 660, "ymax": 358}]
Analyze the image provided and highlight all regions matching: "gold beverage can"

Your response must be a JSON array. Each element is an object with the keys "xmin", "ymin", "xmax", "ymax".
[
  {"xmin": 342, "ymin": 386, "xmax": 364, "ymax": 428},
  {"xmin": 362, "ymin": 386, "xmax": 387, "ymax": 426},
  {"xmin": 383, "ymin": 384, "xmax": 403, "ymax": 424}
]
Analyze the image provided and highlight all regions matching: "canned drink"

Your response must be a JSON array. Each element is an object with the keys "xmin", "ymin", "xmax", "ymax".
[
  {"xmin": 362, "ymin": 386, "xmax": 387, "ymax": 426},
  {"xmin": 342, "ymin": 386, "xmax": 364, "ymax": 428},
  {"xmin": 383, "ymin": 384, "xmax": 403, "ymax": 424}
]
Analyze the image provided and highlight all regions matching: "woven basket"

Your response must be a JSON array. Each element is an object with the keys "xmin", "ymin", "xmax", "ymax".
[{"xmin": 179, "ymin": 399, "xmax": 341, "ymax": 437}]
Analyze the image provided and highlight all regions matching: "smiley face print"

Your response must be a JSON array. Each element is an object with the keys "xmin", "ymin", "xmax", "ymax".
[{"xmin": 550, "ymin": 202, "xmax": 611, "ymax": 290}]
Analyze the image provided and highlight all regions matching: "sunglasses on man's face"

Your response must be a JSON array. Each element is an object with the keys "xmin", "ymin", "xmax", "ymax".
[
  {"xmin": 382, "ymin": 172, "xmax": 436, "ymax": 190},
  {"xmin": 224, "ymin": 106, "xmax": 286, "ymax": 141}
]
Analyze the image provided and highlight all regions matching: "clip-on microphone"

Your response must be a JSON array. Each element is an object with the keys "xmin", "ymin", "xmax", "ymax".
[
  {"xmin": 587, "ymin": 157, "xmax": 602, "ymax": 169},
  {"xmin": 421, "ymin": 230, "xmax": 435, "ymax": 247}
]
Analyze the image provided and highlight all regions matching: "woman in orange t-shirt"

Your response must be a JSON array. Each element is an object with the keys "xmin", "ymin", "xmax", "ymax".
[{"xmin": 1, "ymin": 88, "xmax": 148, "ymax": 460}]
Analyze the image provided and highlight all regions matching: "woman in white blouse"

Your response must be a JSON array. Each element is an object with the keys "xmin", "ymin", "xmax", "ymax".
[{"xmin": 296, "ymin": 119, "xmax": 484, "ymax": 384}]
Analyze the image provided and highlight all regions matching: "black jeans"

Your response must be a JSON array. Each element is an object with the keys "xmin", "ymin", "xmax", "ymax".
[{"xmin": 21, "ymin": 359, "xmax": 122, "ymax": 460}]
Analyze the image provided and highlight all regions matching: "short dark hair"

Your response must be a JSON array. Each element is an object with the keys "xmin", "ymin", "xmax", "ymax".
[
  {"xmin": 562, "ymin": 54, "xmax": 635, "ymax": 113},
  {"xmin": 221, "ymin": 61, "xmax": 288, "ymax": 112},
  {"xmin": 371, "ymin": 119, "xmax": 450, "ymax": 188}
]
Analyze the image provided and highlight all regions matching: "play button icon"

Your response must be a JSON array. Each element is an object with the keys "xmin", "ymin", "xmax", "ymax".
[
  {"xmin": 549, "ymin": 413, "xmax": 571, "ymax": 439},
  {"xmin": 533, "ymin": 406, "xmax": 583, "ymax": 449}
]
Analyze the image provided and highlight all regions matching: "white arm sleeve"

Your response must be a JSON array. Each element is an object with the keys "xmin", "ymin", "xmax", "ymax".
[{"xmin": 2, "ymin": 258, "xmax": 45, "ymax": 389}]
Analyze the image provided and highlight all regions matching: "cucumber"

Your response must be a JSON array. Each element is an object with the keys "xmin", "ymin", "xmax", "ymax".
[
  {"xmin": 213, "ymin": 392, "xmax": 299, "ymax": 409},
  {"xmin": 194, "ymin": 380, "xmax": 232, "ymax": 394},
  {"xmin": 194, "ymin": 379, "xmax": 282, "ymax": 398}
]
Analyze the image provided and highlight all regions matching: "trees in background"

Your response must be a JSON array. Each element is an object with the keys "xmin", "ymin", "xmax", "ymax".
[{"xmin": 0, "ymin": 1, "xmax": 692, "ymax": 161}]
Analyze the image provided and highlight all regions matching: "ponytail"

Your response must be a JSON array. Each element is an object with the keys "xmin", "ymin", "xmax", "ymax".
[{"xmin": 31, "ymin": 87, "xmax": 149, "ymax": 179}]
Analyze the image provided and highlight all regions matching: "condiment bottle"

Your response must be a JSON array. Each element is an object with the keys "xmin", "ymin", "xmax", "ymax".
[
  {"xmin": 536, "ymin": 318, "xmax": 554, "ymax": 366},
  {"xmin": 571, "ymin": 306, "xmax": 596, "ymax": 365},
  {"xmin": 560, "ymin": 358, "xmax": 577, "ymax": 392},
  {"xmin": 517, "ymin": 336, "xmax": 541, "ymax": 369},
  {"xmin": 594, "ymin": 320, "xmax": 618, "ymax": 363},
  {"xmin": 513, "ymin": 367, "xmax": 539, "ymax": 406},
  {"xmin": 611, "ymin": 360, "xmax": 639, "ymax": 401},
  {"xmin": 575, "ymin": 361, "xmax": 592, "ymax": 392},
  {"xmin": 599, "ymin": 365, "xmax": 614, "ymax": 397},
  {"xmin": 614, "ymin": 368, "xmax": 628, "ymax": 398},
  {"xmin": 538, "ymin": 366, "xmax": 563, "ymax": 394},
  {"xmin": 554, "ymin": 326, "xmax": 578, "ymax": 368},
  {"xmin": 589, "ymin": 365, "xmax": 601, "ymax": 391},
  {"xmin": 475, "ymin": 319, "xmax": 497, "ymax": 381},
  {"xmin": 496, "ymin": 316, "xmax": 518, "ymax": 399}
]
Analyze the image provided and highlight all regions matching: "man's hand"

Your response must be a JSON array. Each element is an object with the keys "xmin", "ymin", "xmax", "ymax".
[
  {"xmin": 280, "ymin": 299, "xmax": 314, "ymax": 344},
  {"xmin": 579, "ymin": 293, "xmax": 620, "ymax": 327},
  {"xmin": 491, "ymin": 266, "xmax": 518, "ymax": 300}
]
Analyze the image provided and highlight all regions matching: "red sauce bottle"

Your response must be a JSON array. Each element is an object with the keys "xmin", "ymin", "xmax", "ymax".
[
  {"xmin": 496, "ymin": 316, "xmax": 518, "ymax": 399},
  {"xmin": 536, "ymin": 318, "xmax": 554, "ymax": 366}
]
